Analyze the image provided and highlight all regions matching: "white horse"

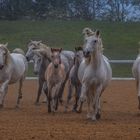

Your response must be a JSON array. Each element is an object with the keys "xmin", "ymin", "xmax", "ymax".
[
  {"xmin": 132, "ymin": 50, "xmax": 140, "ymax": 109},
  {"xmin": 78, "ymin": 30, "xmax": 112, "ymax": 121},
  {"xmin": 0, "ymin": 43, "xmax": 28, "ymax": 108}
]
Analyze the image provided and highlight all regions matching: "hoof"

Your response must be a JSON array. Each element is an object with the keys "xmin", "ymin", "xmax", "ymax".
[
  {"xmin": 96, "ymin": 113, "xmax": 101, "ymax": 120},
  {"xmin": 80, "ymin": 97, "xmax": 86, "ymax": 103},
  {"xmin": 76, "ymin": 110, "xmax": 82, "ymax": 114},
  {"xmin": 59, "ymin": 99, "xmax": 63, "ymax": 105},
  {"xmin": 64, "ymin": 106, "xmax": 68, "ymax": 112},
  {"xmin": 72, "ymin": 108, "xmax": 77, "ymax": 112},
  {"xmin": 87, "ymin": 113, "xmax": 92, "ymax": 119},
  {"xmin": 91, "ymin": 116, "xmax": 97, "ymax": 121},
  {"xmin": 42, "ymin": 100, "xmax": 47, "ymax": 103},
  {"xmin": 34, "ymin": 102, "xmax": 40, "ymax": 106},
  {"xmin": 0, "ymin": 104, "xmax": 3, "ymax": 109},
  {"xmin": 138, "ymin": 105, "xmax": 140, "ymax": 110},
  {"xmin": 15, "ymin": 105, "xmax": 20, "ymax": 109},
  {"xmin": 48, "ymin": 109, "xmax": 51, "ymax": 113},
  {"xmin": 19, "ymin": 95, "xmax": 22, "ymax": 99}
]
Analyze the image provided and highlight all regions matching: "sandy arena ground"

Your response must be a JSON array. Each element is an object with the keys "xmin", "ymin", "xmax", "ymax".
[{"xmin": 0, "ymin": 80, "xmax": 140, "ymax": 140}]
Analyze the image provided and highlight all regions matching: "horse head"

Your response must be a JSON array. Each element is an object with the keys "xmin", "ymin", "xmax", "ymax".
[
  {"xmin": 82, "ymin": 27, "xmax": 95, "ymax": 38},
  {"xmin": 26, "ymin": 40, "xmax": 42, "ymax": 61},
  {"xmin": 31, "ymin": 51, "xmax": 42, "ymax": 75},
  {"xmin": 74, "ymin": 46, "xmax": 83, "ymax": 64},
  {"xmin": 83, "ymin": 30, "xmax": 103, "ymax": 58},
  {"xmin": 51, "ymin": 48, "xmax": 62, "ymax": 68},
  {"xmin": 0, "ymin": 43, "xmax": 9, "ymax": 70}
]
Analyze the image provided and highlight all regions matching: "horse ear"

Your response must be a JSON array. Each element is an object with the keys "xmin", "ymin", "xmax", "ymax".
[
  {"xmin": 51, "ymin": 48, "xmax": 53, "ymax": 52},
  {"xmin": 4, "ymin": 43, "xmax": 8, "ymax": 48},
  {"xmin": 96, "ymin": 30, "xmax": 100, "ymax": 37},
  {"xmin": 59, "ymin": 48, "xmax": 62, "ymax": 52},
  {"xmin": 37, "ymin": 40, "xmax": 42, "ymax": 45},
  {"xmin": 78, "ymin": 46, "xmax": 83, "ymax": 51},
  {"xmin": 75, "ymin": 47, "xmax": 78, "ymax": 51}
]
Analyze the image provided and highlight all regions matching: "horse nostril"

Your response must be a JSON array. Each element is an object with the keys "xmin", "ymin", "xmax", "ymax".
[
  {"xmin": 83, "ymin": 51, "xmax": 90, "ymax": 57},
  {"xmin": 54, "ymin": 64, "xmax": 58, "ymax": 68},
  {"xmin": 26, "ymin": 56, "xmax": 29, "ymax": 61}
]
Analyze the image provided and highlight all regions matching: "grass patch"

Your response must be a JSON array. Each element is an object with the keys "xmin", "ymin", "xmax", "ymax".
[{"xmin": 0, "ymin": 20, "xmax": 139, "ymax": 77}]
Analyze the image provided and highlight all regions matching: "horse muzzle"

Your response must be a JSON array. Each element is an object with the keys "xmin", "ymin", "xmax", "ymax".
[
  {"xmin": 54, "ymin": 64, "xmax": 58, "ymax": 68},
  {"xmin": 83, "ymin": 51, "xmax": 90, "ymax": 58},
  {"xmin": 26, "ymin": 56, "xmax": 30, "ymax": 62}
]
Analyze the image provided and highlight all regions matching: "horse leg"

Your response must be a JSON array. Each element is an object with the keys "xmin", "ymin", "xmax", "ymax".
[
  {"xmin": 0, "ymin": 80, "xmax": 9, "ymax": 108},
  {"xmin": 64, "ymin": 80, "xmax": 73, "ymax": 112},
  {"xmin": 78, "ymin": 83, "xmax": 88, "ymax": 113},
  {"xmin": 16, "ymin": 79, "xmax": 23, "ymax": 108},
  {"xmin": 51, "ymin": 87, "xmax": 56, "ymax": 112},
  {"xmin": 35, "ymin": 78, "xmax": 44, "ymax": 105},
  {"xmin": 0, "ymin": 86, "xmax": 8, "ymax": 108},
  {"xmin": 80, "ymin": 83, "xmax": 88, "ymax": 102},
  {"xmin": 47, "ymin": 83, "xmax": 53, "ymax": 113},
  {"xmin": 54, "ymin": 83, "xmax": 61, "ymax": 111},
  {"xmin": 43, "ymin": 82, "xmax": 48, "ymax": 103},
  {"xmin": 58, "ymin": 72, "xmax": 69, "ymax": 104},
  {"xmin": 48, "ymin": 89, "xmax": 52, "ymax": 113},
  {"xmin": 86, "ymin": 91, "xmax": 93, "ymax": 119},
  {"xmin": 72, "ymin": 85, "xmax": 79, "ymax": 112},
  {"xmin": 96, "ymin": 98, "xmax": 101, "ymax": 120},
  {"xmin": 75, "ymin": 84, "xmax": 82, "ymax": 112},
  {"xmin": 137, "ymin": 81, "xmax": 140, "ymax": 109},
  {"xmin": 92, "ymin": 85, "xmax": 102, "ymax": 121}
]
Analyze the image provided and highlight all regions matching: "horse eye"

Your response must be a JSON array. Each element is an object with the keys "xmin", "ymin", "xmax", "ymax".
[
  {"xmin": 94, "ymin": 40, "xmax": 97, "ymax": 43},
  {"xmin": 3, "ymin": 52, "xmax": 6, "ymax": 55}
]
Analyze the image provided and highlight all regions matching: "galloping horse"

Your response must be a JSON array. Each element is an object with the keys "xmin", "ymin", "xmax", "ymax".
[
  {"xmin": 26, "ymin": 41, "xmax": 52, "ymax": 104},
  {"xmin": 45, "ymin": 48, "xmax": 66, "ymax": 112},
  {"xmin": 78, "ymin": 30, "xmax": 112, "ymax": 121},
  {"xmin": 26, "ymin": 40, "xmax": 74, "ymax": 104},
  {"xmin": 65, "ymin": 46, "xmax": 83, "ymax": 112},
  {"xmin": 0, "ymin": 43, "xmax": 28, "ymax": 108}
]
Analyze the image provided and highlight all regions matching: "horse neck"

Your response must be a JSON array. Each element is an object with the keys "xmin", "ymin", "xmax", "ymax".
[
  {"xmin": 42, "ymin": 55, "xmax": 50, "ymax": 67},
  {"xmin": 90, "ymin": 47, "xmax": 102, "ymax": 69},
  {"xmin": 5, "ymin": 52, "xmax": 12, "ymax": 67},
  {"xmin": 40, "ymin": 43, "xmax": 51, "ymax": 59},
  {"xmin": 74, "ymin": 59, "xmax": 80, "ymax": 72}
]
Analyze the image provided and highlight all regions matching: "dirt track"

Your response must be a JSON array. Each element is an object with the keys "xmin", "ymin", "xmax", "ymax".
[{"xmin": 0, "ymin": 80, "xmax": 140, "ymax": 140}]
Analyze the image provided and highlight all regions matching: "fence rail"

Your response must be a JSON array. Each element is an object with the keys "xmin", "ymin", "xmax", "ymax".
[
  {"xmin": 27, "ymin": 59, "xmax": 135, "ymax": 80},
  {"xmin": 109, "ymin": 60, "xmax": 134, "ymax": 64}
]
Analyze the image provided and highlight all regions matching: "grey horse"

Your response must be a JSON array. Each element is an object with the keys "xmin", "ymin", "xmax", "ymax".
[
  {"xmin": 26, "ymin": 40, "xmax": 74, "ymax": 104},
  {"xmin": 65, "ymin": 46, "xmax": 83, "ymax": 112}
]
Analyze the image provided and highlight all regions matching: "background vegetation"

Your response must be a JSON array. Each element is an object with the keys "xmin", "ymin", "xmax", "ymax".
[
  {"xmin": 0, "ymin": 20, "xmax": 139, "ymax": 77},
  {"xmin": 0, "ymin": 0, "xmax": 140, "ymax": 21}
]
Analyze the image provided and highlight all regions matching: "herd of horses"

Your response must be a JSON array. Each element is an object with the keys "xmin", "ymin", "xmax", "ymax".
[{"xmin": 0, "ymin": 27, "xmax": 139, "ymax": 121}]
